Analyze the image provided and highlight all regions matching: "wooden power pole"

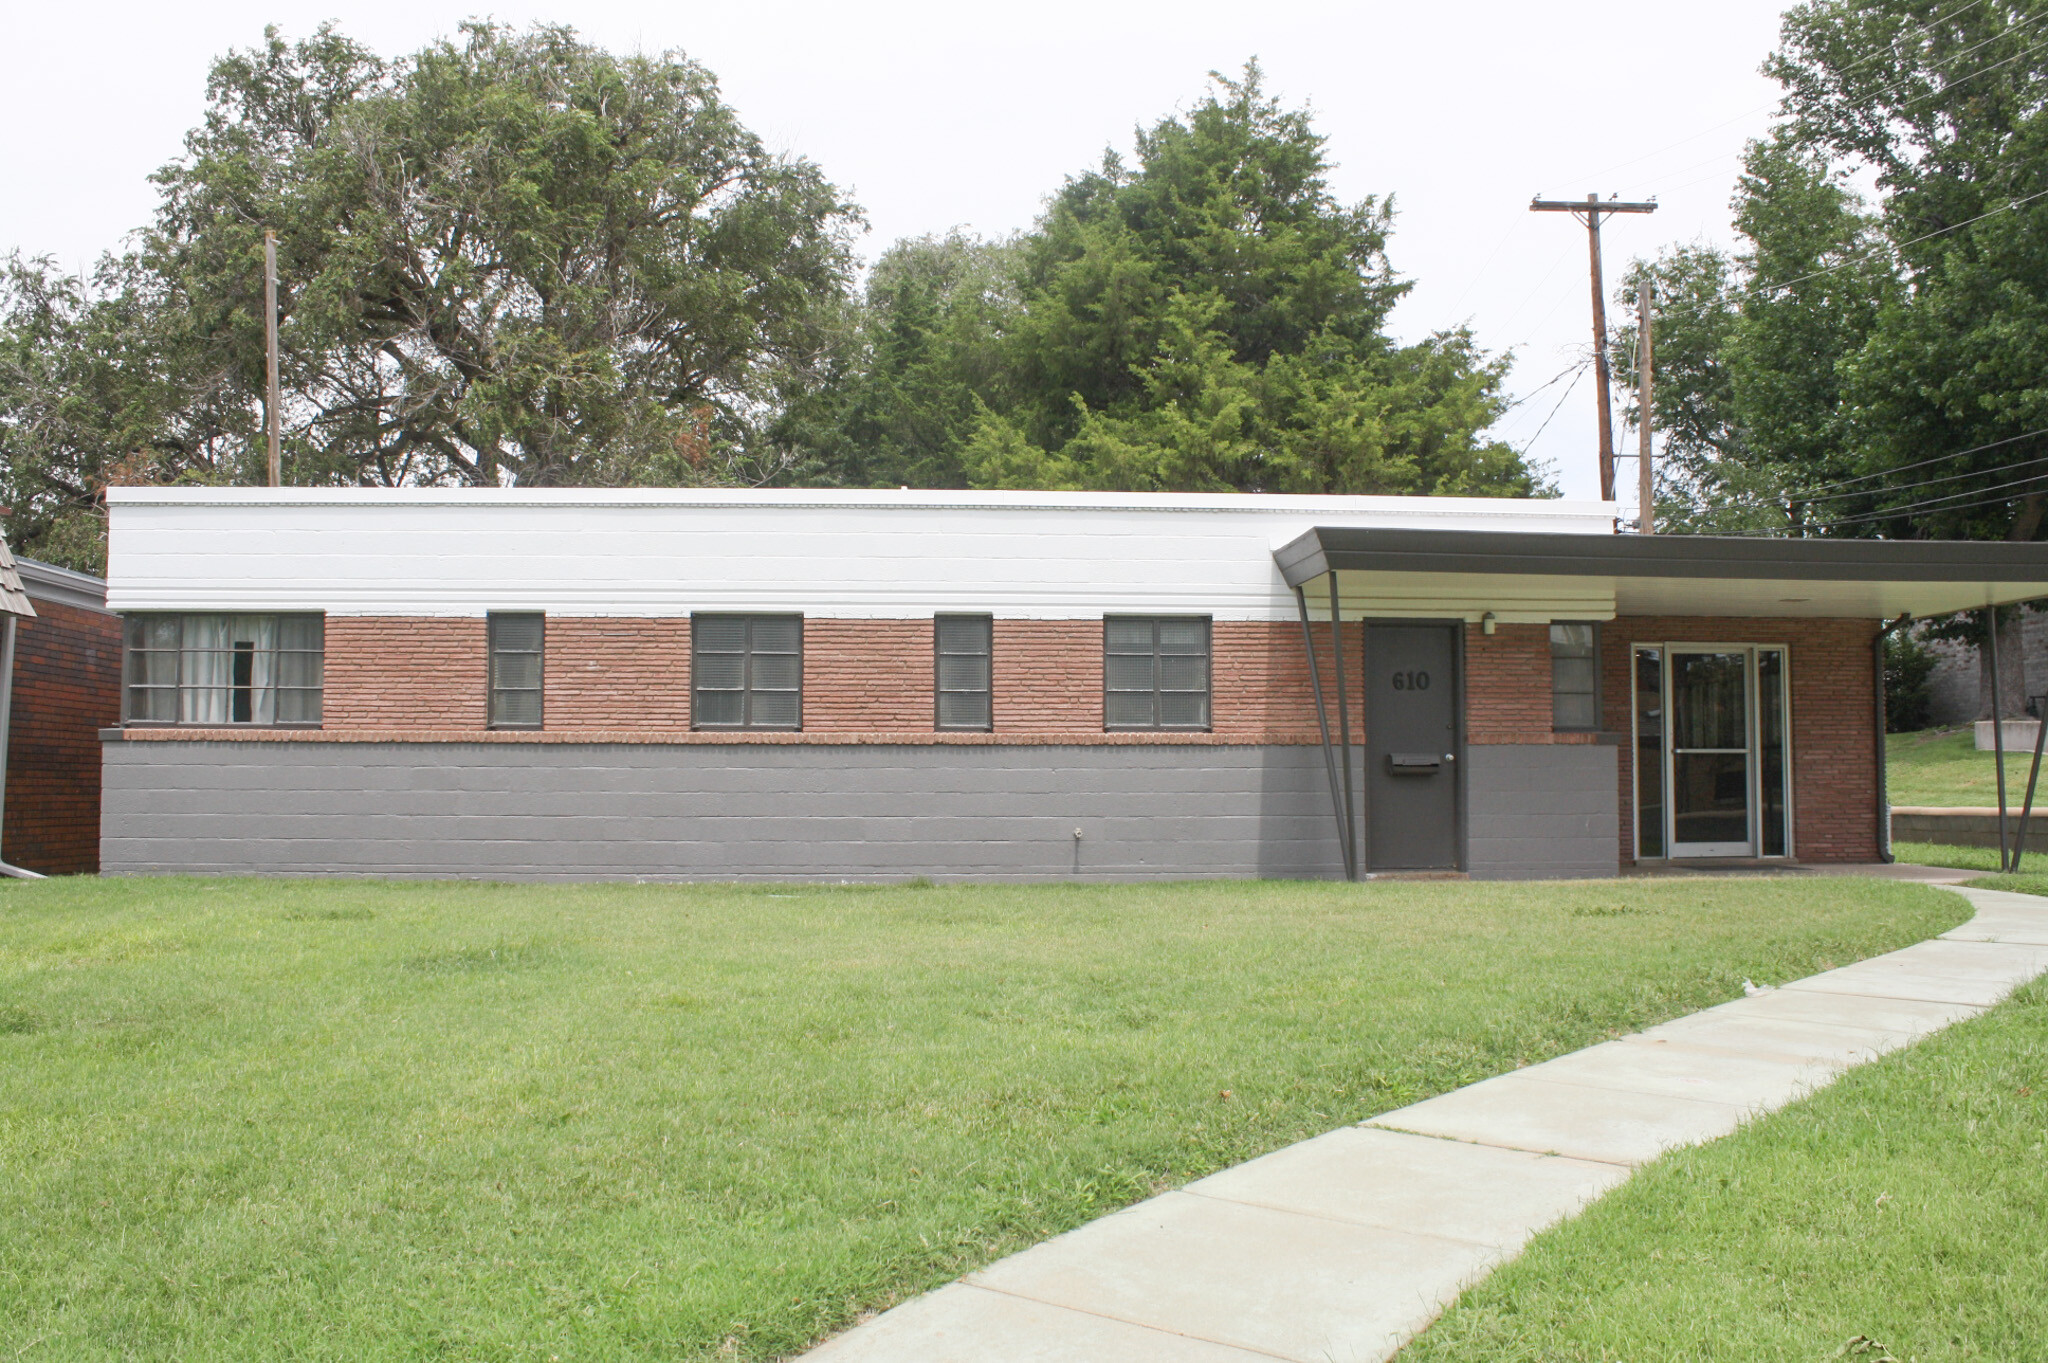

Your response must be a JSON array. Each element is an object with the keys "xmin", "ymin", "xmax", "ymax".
[
  {"xmin": 1530, "ymin": 194, "xmax": 1657, "ymax": 503},
  {"xmin": 1637, "ymin": 278, "xmax": 1654, "ymax": 535},
  {"xmin": 264, "ymin": 229, "xmax": 282, "ymax": 488}
]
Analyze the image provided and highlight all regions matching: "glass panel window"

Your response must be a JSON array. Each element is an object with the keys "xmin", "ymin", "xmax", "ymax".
[
  {"xmin": 488, "ymin": 613, "xmax": 545, "ymax": 729},
  {"xmin": 122, "ymin": 614, "xmax": 324, "ymax": 727},
  {"xmin": 1104, "ymin": 617, "xmax": 1210, "ymax": 731},
  {"xmin": 1759, "ymin": 648, "xmax": 1789, "ymax": 857},
  {"xmin": 693, "ymin": 614, "xmax": 803, "ymax": 730},
  {"xmin": 1550, "ymin": 622, "xmax": 1599, "ymax": 731},
  {"xmin": 1634, "ymin": 647, "xmax": 1664, "ymax": 859},
  {"xmin": 935, "ymin": 615, "xmax": 992, "ymax": 731}
]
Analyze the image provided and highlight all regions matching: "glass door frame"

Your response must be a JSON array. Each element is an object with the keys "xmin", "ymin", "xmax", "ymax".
[{"xmin": 1631, "ymin": 642, "xmax": 1794, "ymax": 861}]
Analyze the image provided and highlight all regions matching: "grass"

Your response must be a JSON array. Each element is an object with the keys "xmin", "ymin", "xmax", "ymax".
[
  {"xmin": 0, "ymin": 874, "xmax": 1968, "ymax": 1361},
  {"xmin": 1398, "ymin": 976, "xmax": 2048, "ymax": 1362},
  {"xmin": 1892, "ymin": 839, "xmax": 2048, "ymax": 900},
  {"xmin": 1886, "ymin": 726, "xmax": 2048, "ymax": 807}
]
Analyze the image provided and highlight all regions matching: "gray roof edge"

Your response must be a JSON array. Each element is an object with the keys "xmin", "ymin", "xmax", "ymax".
[
  {"xmin": 1285, "ymin": 526, "xmax": 2048, "ymax": 585},
  {"xmin": 18, "ymin": 557, "xmax": 110, "ymax": 613}
]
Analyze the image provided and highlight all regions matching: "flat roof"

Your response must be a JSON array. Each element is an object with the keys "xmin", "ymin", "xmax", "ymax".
[
  {"xmin": 1278, "ymin": 527, "xmax": 2048, "ymax": 619},
  {"xmin": 104, "ymin": 485, "xmax": 1617, "ymax": 521}
]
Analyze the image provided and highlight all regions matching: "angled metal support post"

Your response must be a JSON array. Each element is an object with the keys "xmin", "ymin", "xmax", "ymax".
[
  {"xmin": 1989, "ymin": 608, "xmax": 2011, "ymax": 871},
  {"xmin": 1328, "ymin": 573, "xmax": 1360, "ymax": 879},
  {"xmin": 2012, "ymin": 598, "xmax": 2048, "ymax": 873},
  {"xmin": 1294, "ymin": 585, "xmax": 1354, "ymax": 880}
]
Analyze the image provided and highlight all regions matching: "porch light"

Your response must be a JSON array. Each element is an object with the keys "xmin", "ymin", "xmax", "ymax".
[{"xmin": 1480, "ymin": 611, "xmax": 1497, "ymax": 635}]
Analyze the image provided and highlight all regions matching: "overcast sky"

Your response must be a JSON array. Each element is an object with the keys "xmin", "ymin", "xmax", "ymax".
[{"xmin": 1, "ymin": 0, "xmax": 1795, "ymax": 500}]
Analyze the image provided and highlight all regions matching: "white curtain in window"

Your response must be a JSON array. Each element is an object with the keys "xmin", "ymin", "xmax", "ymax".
[
  {"xmin": 179, "ymin": 615, "xmax": 232, "ymax": 724},
  {"xmin": 239, "ymin": 615, "xmax": 279, "ymax": 724}
]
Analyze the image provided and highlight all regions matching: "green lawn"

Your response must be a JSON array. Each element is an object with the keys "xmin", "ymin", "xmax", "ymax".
[
  {"xmin": 1886, "ymin": 726, "xmax": 2048, "ymax": 807},
  {"xmin": 1398, "ymin": 975, "xmax": 2048, "ymax": 1362},
  {"xmin": 0, "ymin": 875, "xmax": 1967, "ymax": 1361}
]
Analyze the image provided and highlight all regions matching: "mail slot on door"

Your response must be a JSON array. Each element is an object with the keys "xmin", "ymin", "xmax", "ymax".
[{"xmin": 1388, "ymin": 753, "xmax": 1442, "ymax": 774}]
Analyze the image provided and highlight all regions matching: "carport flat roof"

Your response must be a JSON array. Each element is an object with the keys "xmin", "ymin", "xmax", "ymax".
[{"xmin": 1276, "ymin": 527, "xmax": 2048, "ymax": 620}]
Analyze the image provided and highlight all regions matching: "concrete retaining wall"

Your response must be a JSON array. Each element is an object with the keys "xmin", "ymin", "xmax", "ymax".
[{"xmin": 1891, "ymin": 805, "xmax": 2048, "ymax": 853}]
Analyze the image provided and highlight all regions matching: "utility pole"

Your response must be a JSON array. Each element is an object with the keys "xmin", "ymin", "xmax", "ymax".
[
  {"xmin": 1530, "ymin": 194, "xmax": 1658, "ymax": 503},
  {"xmin": 1637, "ymin": 278, "xmax": 1655, "ymax": 535},
  {"xmin": 264, "ymin": 229, "xmax": 282, "ymax": 488}
]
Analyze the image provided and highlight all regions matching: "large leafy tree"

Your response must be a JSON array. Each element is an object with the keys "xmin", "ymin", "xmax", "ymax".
[
  {"xmin": 0, "ymin": 22, "xmax": 860, "ymax": 571},
  {"xmin": 1621, "ymin": 0, "xmax": 2048, "ymax": 711},
  {"xmin": 788, "ymin": 66, "xmax": 1544, "ymax": 497}
]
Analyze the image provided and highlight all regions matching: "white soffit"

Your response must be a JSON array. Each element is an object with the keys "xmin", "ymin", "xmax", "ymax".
[
  {"xmin": 1314, "ymin": 572, "xmax": 2048, "ymax": 622},
  {"xmin": 1613, "ymin": 574, "xmax": 2044, "ymax": 619}
]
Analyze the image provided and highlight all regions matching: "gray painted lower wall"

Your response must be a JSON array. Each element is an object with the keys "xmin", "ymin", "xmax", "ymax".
[
  {"xmin": 1461, "ymin": 743, "xmax": 1621, "ymax": 881},
  {"xmin": 101, "ymin": 739, "xmax": 1624, "ymax": 882},
  {"xmin": 103, "ymin": 741, "xmax": 1352, "ymax": 882}
]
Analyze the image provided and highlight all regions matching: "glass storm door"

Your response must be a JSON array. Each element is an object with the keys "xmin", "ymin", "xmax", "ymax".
[
  {"xmin": 1669, "ymin": 651, "xmax": 1752, "ymax": 856},
  {"xmin": 1638, "ymin": 646, "xmax": 1791, "ymax": 860}
]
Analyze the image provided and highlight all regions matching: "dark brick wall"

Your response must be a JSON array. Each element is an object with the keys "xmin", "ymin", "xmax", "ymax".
[{"xmin": 6, "ymin": 598, "xmax": 122, "ymax": 874}]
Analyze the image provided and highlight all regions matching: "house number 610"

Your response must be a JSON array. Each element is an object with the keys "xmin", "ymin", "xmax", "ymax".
[{"xmin": 1390, "ymin": 670, "xmax": 1431, "ymax": 691}]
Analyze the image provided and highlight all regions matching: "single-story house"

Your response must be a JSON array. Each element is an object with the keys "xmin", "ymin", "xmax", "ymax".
[{"xmin": 98, "ymin": 487, "xmax": 2048, "ymax": 881}]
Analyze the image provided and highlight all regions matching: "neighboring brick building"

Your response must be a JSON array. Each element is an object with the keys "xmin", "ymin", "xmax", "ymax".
[
  {"xmin": 3, "ymin": 557, "xmax": 121, "ymax": 875},
  {"xmin": 94, "ymin": 489, "xmax": 2048, "ymax": 881}
]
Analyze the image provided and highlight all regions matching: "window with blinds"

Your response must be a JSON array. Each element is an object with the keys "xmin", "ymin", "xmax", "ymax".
[
  {"xmin": 693, "ymin": 615, "xmax": 802, "ymax": 730},
  {"xmin": 935, "ymin": 615, "xmax": 992, "ymax": 730},
  {"xmin": 488, "ymin": 613, "xmax": 546, "ymax": 729},
  {"xmin": 123, "ymin": 614, "xmax": 324, "ymax": 726},
  {"xmin": 1104, "ymin": 616, "xmax": 1211, "ymax": 730}
]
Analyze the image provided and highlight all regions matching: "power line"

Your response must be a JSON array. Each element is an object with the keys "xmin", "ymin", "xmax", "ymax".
[
  {"xmin": 1809, "ymin": 465, "xmax": 2048, "ymax": 526},
  {"xmin": 1498, "ymin": 359, "xmax": 1586, "ymax": 413},
  {"xmin": 1652, "ymin": 24, "xmax": 2048, "ymax": 200},
  {"xmin": 1535, "ymin": 0, "xmax": 1997, "ymax": 193},
  {"xmin": 1784, "ymin": 426, "xmax": 2048, "ymax": 497},
  {"xmin": 1799, "ymin": 451, "xmax": 2048, "ymax": 505},
  {"xmin": 1752, "ymin": 183, "xmax": 2048, "ymax": 295},
  {"xmin": 1517, "ymin": 361, "xmax": 1590, "ymax": 453}
]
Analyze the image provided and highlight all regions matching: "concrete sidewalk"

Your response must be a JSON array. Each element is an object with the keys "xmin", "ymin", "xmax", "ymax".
[{"xmin": 801, "ymin": 882, "xmax": 2048, "ymax": 1363}]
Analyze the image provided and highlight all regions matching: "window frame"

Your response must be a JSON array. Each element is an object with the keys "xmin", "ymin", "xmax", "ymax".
[
  {"xmin": 691, "ymin": 613, "xmax": 804, "ymax": 732},
  {"xmin": 1549, "ymin": 620, "xmax": 1602, "ymax": 733},
  {"xmin": 120, "ymin": 612, "xmax": 325, "ymax": 729},
  {"xmin": 933, "ymin": 613, "xmax": 994, "ymax": 732},
  {"xmin": 1102, "ymin": 615, "xmax": 1213, "ymax": 733},
  {"xmin": 487, "ymin": 611, "xmax": 546, "ymax": 731}
]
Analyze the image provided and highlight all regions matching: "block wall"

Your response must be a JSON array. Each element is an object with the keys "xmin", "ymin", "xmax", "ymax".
[{"xmin": 6, "ymin": 598, "xmax": 122, "ymax": 874}]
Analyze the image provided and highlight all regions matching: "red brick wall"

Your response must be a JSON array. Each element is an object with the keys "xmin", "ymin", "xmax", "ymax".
[
  {"xmin": 1602, "ymin": 617, "xmax": 1881, "ymax": 865},
  {"xmin": 546, "ymin": 618, "xmax": 692, "ymax": 730},
  {"xmin": 324, "ymin": 617, "xmax": 487, "ymax": 729},
  {"xmin": 5, "ymin": 599, "xmax": 121, "ymax": 874},
  {"xmin": 1467, "ymin": 623, "xmax": 1554, "ymax": 744},
  {"xmin": 803, "ymin": 619, "xmax": 932, "ymax": 731},
  {"xmin": 313, "ymin": 614, "xmax": 1360, "ymax": 738}
]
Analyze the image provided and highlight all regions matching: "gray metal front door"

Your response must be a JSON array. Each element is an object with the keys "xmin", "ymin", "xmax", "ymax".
[{"xmin": 1365, "ymin": 624, "xmax": 1460, "ymax": 870}]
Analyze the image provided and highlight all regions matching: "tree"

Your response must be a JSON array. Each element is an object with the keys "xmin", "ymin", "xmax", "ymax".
[
  {"xmin": 0, "ymin": 22, "xmax": 861, "ymax": 571},
  {"xmin": 774, "ymin": 232, "xmax": 1021, "ymax": 489},
  {"xmin": 1617, "ymin": 0, "xmax": 2048, "ymax": 714},
  {"xmin": 787, "ymin": 65, "xmax": 1546, "ymax": 498},
  {"xmin": 1614, "ymin": 136, "xmax": 1889, "ymax": 534}
]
